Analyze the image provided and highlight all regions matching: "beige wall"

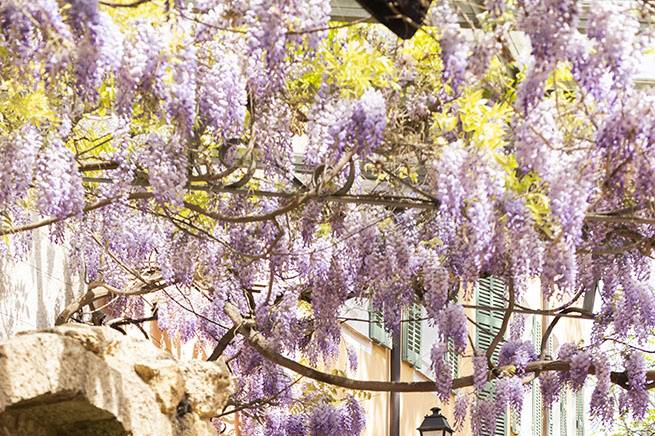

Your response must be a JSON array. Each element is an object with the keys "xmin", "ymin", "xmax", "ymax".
[
  {"xmin": 335, "ymin": 325, "xmax": 391, "ymax": 436},
  {"xmin": 332, "ymin": 324, "xmax": 473, "ymax": 436}
]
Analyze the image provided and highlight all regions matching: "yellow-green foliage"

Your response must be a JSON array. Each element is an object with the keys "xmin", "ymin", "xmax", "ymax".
[
  {"xmin": 291, "ymin": 26, "xmax": 397, "ymax": 99},
  {"xmin": 0, "ymin": 80, "xmax": 57, "ymax": 129},
  {"xmin": 102, "ymin": 0, "xmax": 168, "ymax": 27}
]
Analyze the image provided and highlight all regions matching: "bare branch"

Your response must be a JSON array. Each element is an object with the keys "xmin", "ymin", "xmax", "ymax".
[
  {"xmin": 207, "ymin": 325, "xmax": 239, "ymax": 361},
  {"xmin": 99, "ymin": 0, "xmax": 151, "ymax": 7},
  {"xmin": 55, "ymin": 279, "xmax": 167, "ymax": 325},
  {"xmin": 215, "ymin": 376, "xmax": 304, "ymax": 418},
  {"xmin": 486, "ymin": 278, "xmax": 515, "ymax": 361},
  {"xmin": 0, "ymin": 192, "xmax": 153, "ymax": 237},
  {"xmin": 539, "ymin": 308, "xmax": 582, "ymax": 359}
]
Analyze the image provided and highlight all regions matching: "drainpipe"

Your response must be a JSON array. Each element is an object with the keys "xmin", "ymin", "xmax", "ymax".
[{"xmin": 390, "ymin": 329, "xmax": 401, "ymax": 436}]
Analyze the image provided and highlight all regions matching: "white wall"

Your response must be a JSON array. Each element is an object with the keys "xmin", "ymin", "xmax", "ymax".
[{"xmin": 0, "ymin": 229, "xmax": 84, "ymax": 338}]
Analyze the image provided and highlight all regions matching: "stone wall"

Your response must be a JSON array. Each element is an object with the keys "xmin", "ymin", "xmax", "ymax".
[{"xmin": 0, "ymin": 324, "xmax": 231, "ymax": 436}]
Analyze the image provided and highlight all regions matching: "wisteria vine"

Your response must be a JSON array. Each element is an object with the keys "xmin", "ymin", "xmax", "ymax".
[{"xmin": 1, "ymin": 0, "xmax": 655, "ymax": 434}]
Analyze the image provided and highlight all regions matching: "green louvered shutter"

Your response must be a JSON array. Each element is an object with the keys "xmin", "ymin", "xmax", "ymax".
[
  {"xmin": 547, "ymin": 336, "xmax": 554, "ymax": 359},
  {"xmin": 532, "ymin": 316, "xmax": 543, "ymax": 436},
  {"xmin": 369, "ymin": 305, "xmax": 391, "ymax": 348},
  {"xmin": 402, "ymin": 303, "xmax": 422, "ymax": 367},
  {"xmin": 560, "ymin": 389, "xmax": 568, "ymax": 436},
  {"xmin": 546, "ymin": 336, "xmax": 555, "ymax": 435},
  {"xmin": 476, "ymin": 277, "xmax": 508, "ymax": 436},
  {"xmin": 476, "ymin": 277, "xmax": 506, "ymax": 364},
  {"xmin": 447, "ymin": 338, "xmax": 459, "ymax": 378},
  {"xmin": 532, "ymin": 378, "xmax": 543, "ymax": 436},
  {"xmin": 576, "ymin": 391, "xmax": 584, "ymax": 436}
]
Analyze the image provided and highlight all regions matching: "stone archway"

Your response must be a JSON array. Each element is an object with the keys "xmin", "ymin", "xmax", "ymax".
[{"xmin": 0, "ymin": 325, "xmax": 231, "ymax": 436}]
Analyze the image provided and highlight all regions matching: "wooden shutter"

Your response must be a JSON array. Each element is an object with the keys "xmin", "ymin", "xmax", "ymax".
[
  {"xmin": 401, "ymin": 303, "xmax": 422, "ymax": 367},
  {"xmin": 476, "ymin": 277, "xmax": 508, "ymax": 436},
  {"xmin": 560, "ymin": 389, "xmax": 568, "ymax": 436},
  {"xmin": 575, "ymin": 391, "xmax": 584, "ymax": 436},
  {"xmin": 368, "ymin": 305, "xmax": 391, "ymax": 348}
]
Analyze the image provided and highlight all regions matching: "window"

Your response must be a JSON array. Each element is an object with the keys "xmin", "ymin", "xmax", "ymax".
[
  {"xmin": 476, "ymin": 277, "xmax": 508, "ymax": 436},
  {"xmin": 402, "ymin": 303, "xmax": 422, "ymax": 367},
  {"xmin": 368, "ymin": 305, "xmax": 391, "ymax": 348}
]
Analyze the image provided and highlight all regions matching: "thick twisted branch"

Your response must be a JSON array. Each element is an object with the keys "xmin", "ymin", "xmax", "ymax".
[
  {"xmin": 224, "ymin": 303, "xmax": 655, "ymax": 393},
  {"xmin": 55, "ymin": 279, "xmax": 167, "ymax": 325}
]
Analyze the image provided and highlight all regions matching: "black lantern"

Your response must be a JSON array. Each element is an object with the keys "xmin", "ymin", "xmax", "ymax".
[
  {"xmin": 417, "ymin": 407, "xmax": 454, "ymax": 436},
  {"xmin": 353, "ymin": 0, "xmax": 434, "ymax": 39}
]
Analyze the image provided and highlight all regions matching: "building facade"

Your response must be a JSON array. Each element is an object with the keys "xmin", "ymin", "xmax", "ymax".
[{"xmin": 330, "ymin": 277, "xmax": 592, "ymax": 436}]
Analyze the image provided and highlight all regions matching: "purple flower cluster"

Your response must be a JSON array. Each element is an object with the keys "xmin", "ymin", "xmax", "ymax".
[
  {"xmin": 0, "ymin": 0, "xmax": 71, "ymax": 70},
  {"xmin": 348, "ymin": 89, "xmax": 387, "ymax": 158},
  {"xmin": 165, "ymin": 33, "xmax": 198, "ymax": 137},
  {"xmin": 622, "ymin": 351, "xmax": 649, "ymax": 420},
  {"xmin": 432, "ymin": 141, "xmax": 468, "ymax": 222},
  {"xmin": 421, "ymin": 251, "xmax": 450, "ymax": 320},
  {"xmin": 245, "ymin": 0, "xmax": 288, "ymax": 94},
  {"xmin": 0, "ymin": 126, "xmax": 41, "ymax": 206},
  {"xmin": 307, "ymin": 397, "xmax": 366, "ymax": 436},
  {"xmin": 67, "ymin": 0, "xmax": 124, "ymax": 102},
  {"xmin": 498, "ymin": 340, "xmax": 536, "ymax": 374},
  {"xmin": 35, "ymin": 139, "xmax": 84, "ymax": 218},
  {"xmin": 557, "ymin": 342, "xmax": 593, "ymax": 391},
  {"xmin": 199, "ymin": 52, "xmax": 247, "ymax": 139},
  {"xmin": 308, "ymin": 89, "xmax": 386, "ymax": 165},
  {"xmin": 589, "ymin": 352, "xmax": 613, "ymax": 422},
  {"xmin": 568, "ymin": 350, "xmax": 592, "ymax": 391},
  {"xmin": 471, "ymin": 399, "xmax": 496, "ymax": 435},
  {"xmin": 436, "ymin": 302, "xmax": 468, "ymax": 354},
  {"xmin": 516, "ymin": 0, "xmax": 582, "ymax": 110},
  {"xmin": 453, "ymin": 393, "xmax": 469, "ymax": 430},
  {"xmin": 142, "ymin": 133, "xmax": 189, "ymax": 206},
  {"xmin": 539, "ymin": 371, "xmax": 561, "ymax": 407},
  {"xmin": 495, "ymin": 376, "xmax": 525, "ymax": 414},
  {"xmin": 473, "ymin": 354, "xmax": 488, "ymax": 392},
  {"xmin": 573, "ymin": 0, "xmax": 641, "ymax": 101},
  {"xmin": 428, "ymin": 2, "xmax": 469, "ymax": 92},
  {"xmin": 431, "ymin": 341, "xmax": 453, "ymax": 401},
  {"xmin": 115, "ymin": 22, "xmax": 165, "ymax": 116}
]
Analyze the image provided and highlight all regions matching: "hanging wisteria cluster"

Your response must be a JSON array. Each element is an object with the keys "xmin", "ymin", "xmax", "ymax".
[{"xmin": 1, "ymin": 0, "xmax": 655, "ymax": 433}]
